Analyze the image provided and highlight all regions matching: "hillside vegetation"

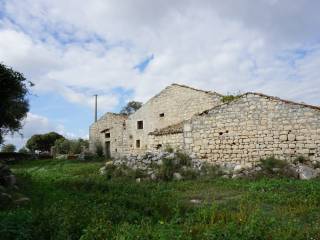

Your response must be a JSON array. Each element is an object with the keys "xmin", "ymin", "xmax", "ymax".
[{"xmin": 1, "ymin": 159, "xmax": 320, "ymax": 239}]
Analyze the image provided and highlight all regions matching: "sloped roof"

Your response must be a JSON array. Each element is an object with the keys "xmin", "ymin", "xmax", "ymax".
[
  {"xmin": 97, "ymin": 112, "xmax": 128, "ymax": 121},
  {"xmin": 149, "ymin": 122, "xmax": 184, "ymax": 136},
  {"xmin": 199, "ymin": 92, "xmax": 320, "ymax": 115},
  {"xmin": 171, "ymin": 83, "xmax": 223, "ymax": 96},
  {"xmin": 246, "ymin": 92, "xmax": 320, "ymax": 111}
]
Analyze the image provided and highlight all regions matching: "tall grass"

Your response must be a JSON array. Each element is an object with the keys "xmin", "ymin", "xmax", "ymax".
[{"xmin": 1, "ymin": 159, "xmax": 320, "ymax": 239}]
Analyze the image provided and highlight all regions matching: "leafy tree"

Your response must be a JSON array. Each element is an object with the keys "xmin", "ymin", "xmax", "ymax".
[
  {"xmin": 120, "ymin": 101, "xmax": 142, "ymax": 115},
  {"xmin": 54, "ymin": 138, "xmax": 89, "ymax": 154},
  {"xmin": 26, "ymin": 132, "xmax": 64, "ymax": 152},
  {"xmin": 18, "ymin": 147, "xmax": 29, "ymax": 154},
  {"xmin": 0, "ymin": 63, "xmax": 32, "ymax": 144},
  {"xmin": 54, "ymin": 138, "xmax": 70, "ymax": 154},
  {"xmin": 1, "ymin": 144, "xmax": 16, "ymax": 153}
]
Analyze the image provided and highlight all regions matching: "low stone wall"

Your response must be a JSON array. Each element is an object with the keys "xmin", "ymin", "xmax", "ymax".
[{"xmin": 184, "ymin": 93, "xmax": 320, "ymax": 165}]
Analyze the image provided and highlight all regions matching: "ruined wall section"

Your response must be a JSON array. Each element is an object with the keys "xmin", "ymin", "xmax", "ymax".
[
  {"xmin": 126, "ymin": 84, "xmax": 222, "ymax": 155},
  {"xmin": 89, "ymin": 113, "xmax": 128, "ymax": 158},
  {"xmin": 184, "ymin": 94, "xmax": 320, "ymax": 165}
]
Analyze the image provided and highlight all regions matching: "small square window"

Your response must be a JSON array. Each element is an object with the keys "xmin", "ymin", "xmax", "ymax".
[
  {"xmin": 105, "ymin": 133, "xmax": 110, "ymax": 138},
  {"xmin": 159, "ymin": 113, "xmax": 164, "ymax": 117},
  {"xmin": 136, "ymin": 140, "xmax": 141, "ymax": 148},
  {"xmin": 137, "ymin": 121, "xmax": 143, "ymax": 129}
]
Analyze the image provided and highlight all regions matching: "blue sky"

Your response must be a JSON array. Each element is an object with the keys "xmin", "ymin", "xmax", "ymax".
[{"xmin": 1, "ymin": 0, "xmax": 320, "ymax": 149}]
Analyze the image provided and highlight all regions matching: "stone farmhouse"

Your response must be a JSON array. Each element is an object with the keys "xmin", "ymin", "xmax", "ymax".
[{"xmin": 89, "ymin": 84, "xmax": 320, "ymax": 165}]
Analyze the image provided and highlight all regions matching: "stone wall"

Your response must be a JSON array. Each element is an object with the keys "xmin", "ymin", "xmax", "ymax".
[
  {"xmin": 184, "ymin": 93, "xmax": 320, "ymax": 165},
  {"xmin": 149, "ymin": 133, "xmax": 184, "ymax": 152},
  {"xmin": 89, "ymin": 113, "xmax": 128, "ymax": 158},
  {"xmin": 126, "ymin": 84, "xmax": 222, "ymax": 156}
]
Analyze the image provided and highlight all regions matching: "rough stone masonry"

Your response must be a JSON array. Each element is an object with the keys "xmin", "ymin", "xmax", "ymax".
[{"xmin": 89, "ymin": 84, "xmax": 320, "ymax": 165}]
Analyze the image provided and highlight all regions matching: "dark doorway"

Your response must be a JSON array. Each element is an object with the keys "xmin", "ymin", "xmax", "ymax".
[{"xmin": 105, "ymin": 141, "xmax": 111, "ymax": 159}]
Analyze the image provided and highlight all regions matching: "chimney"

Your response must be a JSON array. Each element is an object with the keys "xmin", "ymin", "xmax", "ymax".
[{"xmin": 94, "ymin": 94, "xmax": 98, "ymax": 122}]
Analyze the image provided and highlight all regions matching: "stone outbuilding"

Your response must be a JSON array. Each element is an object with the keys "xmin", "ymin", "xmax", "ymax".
[{"xmin": 89, "ymin": 84, "xmax": 320, "ymax": 164}]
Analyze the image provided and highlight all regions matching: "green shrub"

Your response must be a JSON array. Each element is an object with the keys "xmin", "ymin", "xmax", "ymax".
[
  {"xmin": 164, "ymin": 144, "xmax": 174, "ymax": 153},
  {"xmin": 221, "ymin": 94, "xmax": 241, "ymax": 103},
  {"xmin": 181, "ymin": 168, "xmax": 199, "ymax": 180},
  {"xmin": 158, "ymin": 158, "xmax": 176, "ymax": 181},
  {"xmin": 95, "ymin": 143, "xmax": 104, "ymax": 157},
  {"xmin": 260, "ymin": 156, "xmax": 288, "ymax": 173},
  {"xmin": 200, "ymin": 163, "xmax": 223, "ymax": 178},
  {"xmin": 0, "ymin": 210, "xmax": 32, "ymax": 240},
  {"xmin": 175, "ymin": 151, "xmax": 192, "ymax": 167},
  {"xmin": 256, "ymin": 156, "xmax": 299, "ymax": 179},
  {"xmin": 293, "ymin": 155, "xmax": 308, "ymax": 164}
]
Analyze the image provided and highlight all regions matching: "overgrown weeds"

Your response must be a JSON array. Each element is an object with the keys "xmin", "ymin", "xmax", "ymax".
[
  {"xmin": 2, "ymin": 159, "xmax": 320, "ymax": 239},
  {"xmin": 221, "ymin": 94, "xmax": 241, "ymax": 103}
]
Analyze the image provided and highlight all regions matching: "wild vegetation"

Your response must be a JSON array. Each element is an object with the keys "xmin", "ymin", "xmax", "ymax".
[
  {"xmin": 221, "ymin": 94, "xmax": 242, "ymax": 103},
  {"xmin": 0, "ymin": 63, "xmax": 32, "ymax": 144},
  {"xmin": 1, "ymin": 158, "xmax": 320, "ymax": 239}
]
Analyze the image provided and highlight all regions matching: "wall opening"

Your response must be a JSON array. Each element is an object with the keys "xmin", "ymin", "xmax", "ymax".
[
  {"xmin": 137, "ymin": 121, "xmax": 143, "ymax": 129},
  {"xmin": 159, "ymin": 113, "xmax": 164, "ymax": 117},
  {"xmin": 136, "ymin": 140, "xmax": 141, "ymax": 148},
  {"xmin": 105, "ymin": 141, "xmax": 111, "ymax": 158},
  {"xmin": 156, "ymin": 144, "xmax": 162, "ymax": 149},
  {"xmin": 105, "ymin": 132, "xmax": 110, "ymax": 138}
]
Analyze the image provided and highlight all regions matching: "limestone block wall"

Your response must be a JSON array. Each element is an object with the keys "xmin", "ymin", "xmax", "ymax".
[
  {"xmin": 184, "ymin": 93, "xmax": 320, "ymax": 165},
  {"xmin": 126, "ymin": 84, "xmax": 222, "ymax": 155},
  {"xmin": 89, "ymin": 113, "xmax": 128, "ymax": 158},
  {"xmin": 149, "ymin": 133, "xmax": 184, "ymax": 152}
]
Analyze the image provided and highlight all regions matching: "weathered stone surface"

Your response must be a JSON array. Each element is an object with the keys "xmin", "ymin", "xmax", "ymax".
[
  {"xmin": 89, "ymin": 83, "xmax": 320, "ymax": 169},
  {"xmin": 297, "ymin": 165, "xmax": 319, "ymax": 180}
]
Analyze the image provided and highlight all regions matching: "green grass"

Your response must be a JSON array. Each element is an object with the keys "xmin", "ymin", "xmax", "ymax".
[{"xmin": 1, "ymin": 159, "xmax": 320, "ymax": 239}]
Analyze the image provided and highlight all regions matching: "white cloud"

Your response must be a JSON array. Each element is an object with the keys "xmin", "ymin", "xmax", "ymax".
[
  {"xmin": 3, "ymin": 113, "xmax": 67, "ymax": 149},
  {"xmin": 0, "ymin": 0, "xmax": 319, "ymax": 110}
]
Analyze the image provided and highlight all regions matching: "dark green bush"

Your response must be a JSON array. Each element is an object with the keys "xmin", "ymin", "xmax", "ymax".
[
  {"xmin": 293, "ymin": 155, "xmax": 308, "ymax": 164},
  {"xmin": 260, "ymin": 156, "xmax": 288, "ymax": 173},
  {"xmin": 0, "ymin": 210, "xmax": 32, "ymax": 240}
]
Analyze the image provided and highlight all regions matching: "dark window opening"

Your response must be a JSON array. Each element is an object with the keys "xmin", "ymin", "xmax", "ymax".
[
  {"xmin": 123, "ymin": 122, "xmax": 126, "ymax": 129},
  {"xmin": 156, "ymin": 144, "xmax": 162, "ymax": 149},
  {"xmin": 105, "ymin": 133, "xmax": 110, "ymax": 138},
  {"xmin": 136, "ymin": 140, "xmax": 141, "ymax": 148},
  {"xmin": 159, "ymin": 113, "xmax": 164, "ymax": 117},
  {"xmin": 219, "ymin": 132, "xmax": 223, "ymax": 135},
  {"xmin": 137, "ymin": 121, "xmax": 143, "ymax": 129},
  {"xmin": 115, "ymin": 148, "xmax": 118, "ymax": 152},
  {"xmin": 226, "ymin": 130, "xmax": 229, "ymax": 133}
]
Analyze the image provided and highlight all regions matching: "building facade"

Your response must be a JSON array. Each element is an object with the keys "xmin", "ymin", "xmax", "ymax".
[{"xmin": 89, "ymin": 84, "xmax": 320, "ymax": 164}]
